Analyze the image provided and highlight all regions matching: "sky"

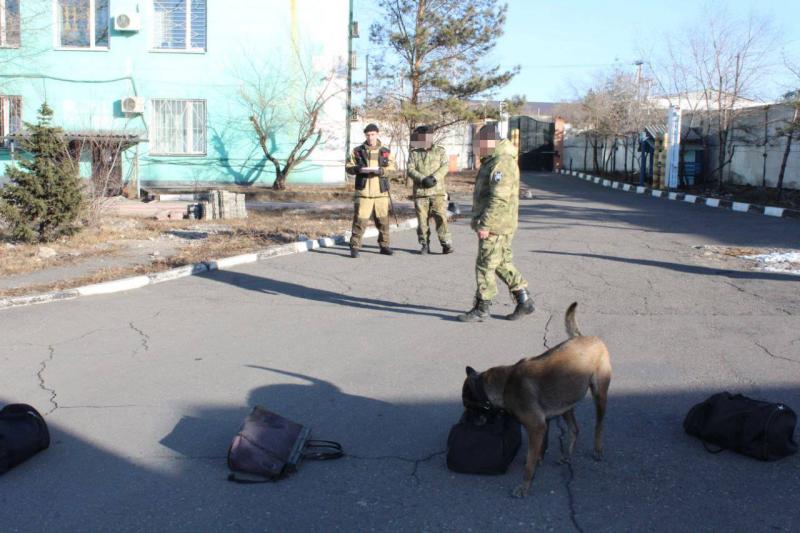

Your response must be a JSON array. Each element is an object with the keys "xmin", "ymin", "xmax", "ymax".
[{"xmin": 353, "ymin": 0, "xmax": 800, "ymax": 104}]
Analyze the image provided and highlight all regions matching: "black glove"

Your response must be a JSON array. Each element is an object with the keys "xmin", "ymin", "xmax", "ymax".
[
  {"xmin": 420, "ymin": 175, "xmax": 437, "ymax": 188},
  {"xmin": 353, "ymin": 166, "xmax": 363, "ymax": 174}
]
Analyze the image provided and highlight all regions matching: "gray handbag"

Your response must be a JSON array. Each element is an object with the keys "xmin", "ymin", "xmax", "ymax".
[{"xmin": 227, "ymin": 406, "xmax": 343, "ymax": 483}]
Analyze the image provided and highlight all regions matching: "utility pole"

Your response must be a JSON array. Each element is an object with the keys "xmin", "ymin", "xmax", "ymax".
[{"xmin": 345, "ymin": 0, "xmax": 355, "ymax": 163}]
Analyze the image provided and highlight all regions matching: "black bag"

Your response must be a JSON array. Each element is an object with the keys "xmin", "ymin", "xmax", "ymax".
[
  {"xmin": 227, "ymin": 406, "xmax": 343, "ymax": 483},
  {"xmin": 0, "ymin": 404, "xmax": 50, "ymax": 474},
  {"xmin": 446, "ymin": 408, "xmax": 522, "ymax": 475},
  {"xmin": 684, "ymin": 392, "xmax": 798, "ymax": 461}
]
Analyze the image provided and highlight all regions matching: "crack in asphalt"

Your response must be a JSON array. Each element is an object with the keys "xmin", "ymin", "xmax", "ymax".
[
  {"xmin": 755, "ymin": 342, "xmax": 800, "ymax": 365},
  {"xmin": 129, "ymin": 322, "xmax": 151, "ymax": 353},
  {"xmin": 347, "ymin": 450, "xmax": 446, "ymax": 486},
  {"xmin": 36, "ymin": 345, "xmax": 58, "ymax": 415},
  {"xmin": 543, "ymin": 313, "xmax": 554, "ymax": 349},
  {"xmin": 557, "ymin": 419, "xmax": 584, "ymax": 533},
  {"xmin": 720, "ymin": 281, "xmax": 792, "ymax": 315}
]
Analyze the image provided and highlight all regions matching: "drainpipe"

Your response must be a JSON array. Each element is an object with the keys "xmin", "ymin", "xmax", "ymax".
[{"xmin": 344, "ymin": 0, "xmax": 354, "ymax": 168}]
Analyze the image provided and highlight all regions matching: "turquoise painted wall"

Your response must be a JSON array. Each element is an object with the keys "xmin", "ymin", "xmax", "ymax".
[{"xmin": 0, "ymin": 0, "xmax": 349, "ymax": 188}]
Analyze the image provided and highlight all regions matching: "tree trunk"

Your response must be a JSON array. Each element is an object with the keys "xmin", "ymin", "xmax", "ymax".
[
  {"xmin": 592, "ymin": 136, "xmax": 600, "ymax": 173},
  {"xmin": 623, "ymin": 138, "xmax": 628, "ymax": 174},
  {"xmin": 777, "ymin": 124, "xmax": 796, "ymax": 202},
  {"xmin": 272, "ymin": 170, "xmax": 287, "ymax": 190},
  {"xmin": 583, "ymin": 135, "xmax": 588, "ymax": 170}
]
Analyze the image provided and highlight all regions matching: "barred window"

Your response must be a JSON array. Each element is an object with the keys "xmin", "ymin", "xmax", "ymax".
[
  {"xmin": 0, "ymin": 95, "xmax": 22, "ymax": 140},
  {"xmin": 151, "ymin": 99, "xmax": 206, "ymax": 155},
  {"xmin": 152, "ymin": 0, "xmax": 206, "ymax": 52},
  {"xmin": 0, "ymin": 0, "xmax": 20, "ymax": 47},
  {"xmin": 57, "ymin": 0, "xmax": 109, "ymax": 49}
]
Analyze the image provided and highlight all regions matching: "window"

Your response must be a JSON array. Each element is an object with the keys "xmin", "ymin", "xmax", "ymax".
[
  {"xmin": 152, "ymin": 0, "xmax": 206, "ymax": 52},
  {"xmin": 0, "ymin": 95, "xmax": 22, "ymax": 143},
  {"xmin": 1, "ymin": 0, "xmax": 20, "ymax": 47},
  {"xmin": 151, "ymin": 99, "xmax": 206, "ymax": 155},
  {"xmin": 57, "ymin": 0, "xmax": 109, "ymax": 49}
]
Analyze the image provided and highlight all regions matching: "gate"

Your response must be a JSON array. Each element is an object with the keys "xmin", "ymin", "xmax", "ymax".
[{"xmin": 509, "ymin": 116, "xmax": 555, "ymax": 171}]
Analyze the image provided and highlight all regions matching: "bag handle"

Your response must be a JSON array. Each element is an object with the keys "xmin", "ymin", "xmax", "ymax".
[
  {"xmin": 701, "ymin": 440, "xmax": 725, "ymax": 454},
  {"xmin": 302, "ymin": 440, "xmax": 344, "ymax": 461}
]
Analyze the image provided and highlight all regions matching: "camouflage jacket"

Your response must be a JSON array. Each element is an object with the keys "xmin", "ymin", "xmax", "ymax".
[
  {"xmin": 471, "ymin": 139, "xmax": 520, "ymax": 235},
  {"xmin": 407, "ymin": 145, "xmax": 448, "ymax": 197}
]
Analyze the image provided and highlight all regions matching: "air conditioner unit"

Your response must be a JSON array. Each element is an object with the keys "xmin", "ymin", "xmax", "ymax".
[
  {"xmin": 121, "ymin": 97, "xmax": 145, "ymax": 114},
  {"xmin": 114, "ymin": 13, "xmax": 141, "ymax": 32}
]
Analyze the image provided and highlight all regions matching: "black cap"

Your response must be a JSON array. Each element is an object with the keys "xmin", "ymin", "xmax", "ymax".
[
  {"xmin": 478, "ymin": 123, "xmax": 500, "ymax": 141},
  {"xmin": 363, "ymin": 123, "xmax": 379, "ymax": 133}
]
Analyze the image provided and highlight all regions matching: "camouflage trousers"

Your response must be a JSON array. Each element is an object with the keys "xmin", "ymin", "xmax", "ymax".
[
  {"xmin": 475, "ymin": 233, "xmax": 527, "ymax": 301},
  {"xmin": 414, "ymin": 195, "xmax": 452, "ymax": 245},
  {"xmin": 350, "ymin": 196, "xmax": 390, "ymax": 249}
]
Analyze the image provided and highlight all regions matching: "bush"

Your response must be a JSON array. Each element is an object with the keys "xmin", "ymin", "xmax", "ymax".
[{"xmin": 0, "ymin": 103, "xmax": 84, "ymax": 243}]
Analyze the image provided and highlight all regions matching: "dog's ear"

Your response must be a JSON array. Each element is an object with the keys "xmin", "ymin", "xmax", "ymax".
[{"xmin": 466, "ymin": 366, "xmax": 477, "ymax": 377}]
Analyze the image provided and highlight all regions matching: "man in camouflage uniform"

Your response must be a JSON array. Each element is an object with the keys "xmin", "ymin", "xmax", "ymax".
[
  {"xmin": 345, "ymin": 123, "xmax": 395, "ymax": 258},
  {"xmin": 458, "ymin": 123, "xmax": 534, "ymax": 322},
  {"xmin": 407, "ymin": 125, "xmax": 453, "ymax": 255}
]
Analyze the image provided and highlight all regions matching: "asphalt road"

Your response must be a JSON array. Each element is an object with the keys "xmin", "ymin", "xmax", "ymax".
[{"xmin": 2, "ymin": 172, "xmax": 799, "ymax": 532}]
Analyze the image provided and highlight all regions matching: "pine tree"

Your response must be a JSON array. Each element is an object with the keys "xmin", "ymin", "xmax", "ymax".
[{"xmin": 0, "ymin": 103, "xmax": 84, "ymax": 243}]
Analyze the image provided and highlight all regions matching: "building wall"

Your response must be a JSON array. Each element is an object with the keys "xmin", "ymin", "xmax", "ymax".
[{"xmin": 0, "ymin": 0, "xmax": 349, "ymax": 189}]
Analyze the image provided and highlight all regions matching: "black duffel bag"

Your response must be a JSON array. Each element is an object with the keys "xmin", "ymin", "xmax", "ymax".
[
  {"xmin": 684, "ymin": 392, "xmax": 798, "ymax": 461},
  {"xmin": 0, "ymin": 404, "xmax": 50, "ymax": 474},
  {"xmin": 446, "ymin": 408, "xmax": 521, "ymax": 475}
]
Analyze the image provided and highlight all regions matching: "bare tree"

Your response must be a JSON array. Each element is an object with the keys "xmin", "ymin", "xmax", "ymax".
[
  {"xmin": 648, "ymin": 5, "xmax": 778, "ymax": 191},
  {"xmin": 775, "ymin": 59, "xmax": 800, "ymax": 201},
  {"xmin": 240, "ymin": 51, "xmax": 344, "ymax": 190}
]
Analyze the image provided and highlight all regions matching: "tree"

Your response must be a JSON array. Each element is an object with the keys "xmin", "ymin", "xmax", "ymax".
[
  {"xmin": 0, "ymin": 103, "xmax": 84, "ymax": 243},
  {"xmin": 648, "ymin": 6, "xmax": 777, "ymax": 191},
  {"xmin": 240, "ymin": 52, "xmax": 344, "ymax": 190},
  {"xmin": 368, "ymin": 0, "xmax": 519, "ymax": 131},
  {"xmin": 775, "ymin": 86, "xmax": 799, "ymax": 201}
]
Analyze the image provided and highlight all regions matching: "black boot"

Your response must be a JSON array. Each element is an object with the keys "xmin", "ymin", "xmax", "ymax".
[
  {"xmin": 419, "ymin": 243, "xmax": 429, "ymax": 255},
  {"xmin": 458, "ymin": 299, "xmax": 491, "ymax": 322},
  {"xmin": 380, "ymin": 246, "xmax": 394, "ymax": 256},
  {"xmin": 350, "ymin": 247, "xmax": 360, "ymax": 258},
  {"xmin": 442, "ymin": 243, "xmax": 453, "ymax": 254},
  {"xmin": 506, "ymin": 288, "xmax": 534, "ymax": 320}
]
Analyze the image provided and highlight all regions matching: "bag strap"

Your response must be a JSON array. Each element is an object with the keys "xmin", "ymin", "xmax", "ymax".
[
  {"xmin": 227, "ymin": 473, "xmax": 276, "ymax": 484},
  {"xmin": 302, "ymin": 440, "xmax": 344, "ymax": 461},
  {"xmin": 701, "ymin": 440, "xmax": 725, "ymax": 454}
]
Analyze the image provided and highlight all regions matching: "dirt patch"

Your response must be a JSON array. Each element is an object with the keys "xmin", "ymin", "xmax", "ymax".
[
  {"xmin": 0, "ymin": 203, "xmax": 417, "ymax": 298},
  {"xmin": 693, "ymin": 245, "xmax": 800, "ymax": 276}
]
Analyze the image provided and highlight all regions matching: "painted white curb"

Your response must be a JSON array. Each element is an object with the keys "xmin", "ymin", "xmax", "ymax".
[{"xmin": 1, "ymin": 216, "xmax": 419, "ymax": 311}]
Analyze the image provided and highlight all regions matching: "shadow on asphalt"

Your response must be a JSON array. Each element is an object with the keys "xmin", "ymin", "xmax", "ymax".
[
  {"xmin": 2, "ymin": 380, "xmax": 799, "ymax": 530},
  {"xmin": 535, "ymin": 250, "xmax": 800, "ymax": 282},
  {"xmin": 196, "ymin": 268, "xmax": 462, "ymax": 320},
  {"xmin": 522, "ymin": 174, "xmax": 800, "ymax": 248}
]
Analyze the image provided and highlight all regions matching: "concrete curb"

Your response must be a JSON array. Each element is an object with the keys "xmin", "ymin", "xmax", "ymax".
[
  {"xmin": 558, "ymin": 169, "xmax": 800, "ymax": 219},
  {"xmin": 0, "ymin": 217, "xmax": 419, "ymax": 311}
]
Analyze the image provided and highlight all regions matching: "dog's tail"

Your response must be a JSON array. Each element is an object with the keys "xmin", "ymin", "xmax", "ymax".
[{"xmin": 565, "ymin": 302, "xmax": 582, "ymax": 338}]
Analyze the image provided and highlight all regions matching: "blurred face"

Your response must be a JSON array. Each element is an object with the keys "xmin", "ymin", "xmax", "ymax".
[
  {"xmin": 365, "ymin": 131, "xmax": 379, "ymax": 146},
  {"xmin": 478, "ymin": 138, "xmax": 497, "ymax": 158},
  {"xmin": 410, "ymin": 132, "xmax": 433, "ymax": 149}
]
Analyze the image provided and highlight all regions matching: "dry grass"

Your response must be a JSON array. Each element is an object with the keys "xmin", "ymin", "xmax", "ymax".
[
  {"xmin": 0, "ymin": 205, "xmax": 419, "ymax": 298},
  {"xmin": 0, "ymin": 219, "xmax": 160, "ymax": 277}
]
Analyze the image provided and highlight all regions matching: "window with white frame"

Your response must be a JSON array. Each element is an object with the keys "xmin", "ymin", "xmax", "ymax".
[
  {"xmin": 57, "ymin": 0, "xmax": 109, "ymax": 49},
  {"xmin": 152, "ymin": 0, "xmax": 206, "ymax": 52},
  {"xmin": 0, "ymin": 95, "xmax": 22, "ymax": 142},
  {"xmin": 1, "ymin": 0, "xmax": 20, "ymax": 47},
  {"xmin": 151, "ymin": 99, "xmax": 207, "ymax": 155}
]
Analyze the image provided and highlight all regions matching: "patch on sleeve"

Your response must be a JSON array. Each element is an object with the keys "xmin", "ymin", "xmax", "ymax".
[{"xmin": 491, "ymin": 171, "xmax": 502, "ymax": 183}]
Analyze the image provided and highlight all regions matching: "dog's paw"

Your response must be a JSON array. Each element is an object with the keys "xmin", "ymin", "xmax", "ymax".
[
  {"xmin": 511, "ymin": 484, "xmax": 529, "ymax": 499},
  {"xmin": 593, "ymin": 449, "xmax": 603, "ymax": 462}
]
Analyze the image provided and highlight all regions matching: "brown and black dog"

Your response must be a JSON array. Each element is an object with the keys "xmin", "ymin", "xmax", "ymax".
[{"xmin": 463, "ymin": 302, "xmax": 611, "ymax": 498}]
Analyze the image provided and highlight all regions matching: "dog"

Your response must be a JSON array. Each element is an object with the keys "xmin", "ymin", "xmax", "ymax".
[{"xmin": 462, "ymin": 302, "xmax": 611, "ymax": 498}]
